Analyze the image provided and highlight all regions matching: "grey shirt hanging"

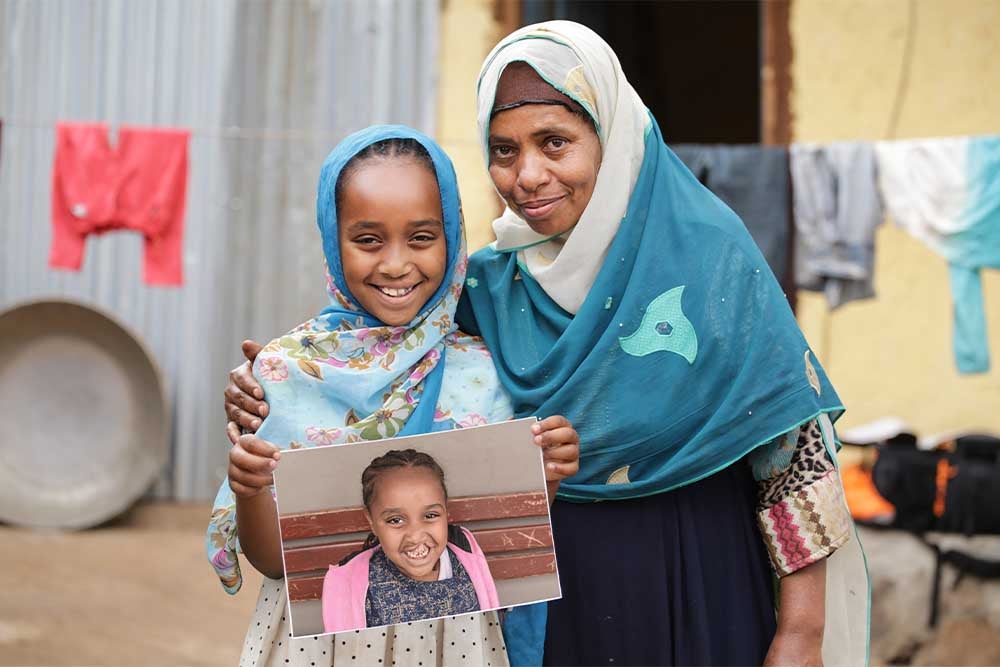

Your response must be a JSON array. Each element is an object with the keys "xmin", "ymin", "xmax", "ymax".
[{"xmin": 789, "ymin": 142, "xmax": 884, "ymax": 309}]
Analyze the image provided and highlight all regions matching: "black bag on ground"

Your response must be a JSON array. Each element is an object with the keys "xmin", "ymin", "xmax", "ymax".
[
  {"xmin": 872, "ymin": 433, "xmax": 1000, "ymax": 535},
  {"xmin": 870, "ymin": 433, "xmax": 1000, "ymax": 628}
]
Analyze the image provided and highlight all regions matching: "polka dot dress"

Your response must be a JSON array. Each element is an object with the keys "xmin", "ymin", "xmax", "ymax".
[{"xmin": 239, "ymin": 578, "xmax": 508, "ymax": 667}]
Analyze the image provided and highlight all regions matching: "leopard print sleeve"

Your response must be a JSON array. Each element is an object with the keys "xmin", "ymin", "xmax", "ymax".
[{"xmin": 747, "ymin": 419, "xmax": 853, "ymax": 577}]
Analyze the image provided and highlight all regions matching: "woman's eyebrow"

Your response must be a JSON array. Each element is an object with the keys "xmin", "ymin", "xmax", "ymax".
[
  {"xmin": 530, "ymin": 126, "xmax": 569, "ymax": 139},
  {"xmin": 489, "ymin": 127, "xmax": 570, "ymax": 144}
]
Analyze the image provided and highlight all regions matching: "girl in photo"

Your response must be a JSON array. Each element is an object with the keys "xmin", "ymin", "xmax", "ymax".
[
  {"xmin": 322, "ymin": 448, "xmax": 499, "ymax": 633},
  {"xmin": 207, "ymin": 125, "xmax": 578, "ymax": 666}
]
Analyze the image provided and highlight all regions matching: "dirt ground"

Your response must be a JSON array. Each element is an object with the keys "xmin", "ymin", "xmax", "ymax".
[
  {"xmin": 4, "ymin": 504, "xmax": 1000, "ymax": 666},
  {"xmin": 0, "ymin": 502, "xmax": 263, "ymax": 666}
]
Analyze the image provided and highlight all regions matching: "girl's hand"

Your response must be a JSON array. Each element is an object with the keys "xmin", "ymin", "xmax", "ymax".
[
  {"xmin": 532, "ymin": 415, "xmax": 580, "ymax": 503},
  {"xmin": 228, "ymin": 434, "xmax": 281, "ymax": 499},
  {"xmin": 224, "ymin": 339, "xmax": 268, "ymax": 444}
]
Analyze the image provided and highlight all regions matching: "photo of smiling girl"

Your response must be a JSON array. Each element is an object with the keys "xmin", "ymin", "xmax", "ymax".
[{"xmin": 321, "ymin": 449, "xmax": 499, "ymax": 633}]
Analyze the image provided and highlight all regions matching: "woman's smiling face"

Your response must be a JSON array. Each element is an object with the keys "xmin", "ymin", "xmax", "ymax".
[
  {"xmin": 337, "ymin": 159, "xmax": 446, "ymax": 326},
  {"xmin": 365, "ymin": 466, "xmax": 449, "ymax": 582},
  {"xmin": 487, "ymin": 103, "xmax": 602, "ymax": 238}
]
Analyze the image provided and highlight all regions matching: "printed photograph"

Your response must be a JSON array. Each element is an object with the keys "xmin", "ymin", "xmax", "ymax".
[{"xmin": 272, "ymin": 418, "xmax": 561, "ymax": 638}]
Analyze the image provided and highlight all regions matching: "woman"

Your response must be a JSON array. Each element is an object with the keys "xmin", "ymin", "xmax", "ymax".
[{"xmin": 226, "ymin": 21, "xmax": 869, "ymax": 667}]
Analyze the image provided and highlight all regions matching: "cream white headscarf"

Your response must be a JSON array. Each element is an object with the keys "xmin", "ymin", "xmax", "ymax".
[{"xmin": 476, "ymin": 20, "xmax": 651, "ymax": 314}]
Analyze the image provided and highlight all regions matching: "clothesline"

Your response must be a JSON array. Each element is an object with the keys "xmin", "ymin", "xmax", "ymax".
[
  {"xmin": 4, "ymin": 118, "xmax": 992, "ymax": 145},
  {"xmin": 1, "ymin": 119, "xmax": 359, "ymax": 143}
]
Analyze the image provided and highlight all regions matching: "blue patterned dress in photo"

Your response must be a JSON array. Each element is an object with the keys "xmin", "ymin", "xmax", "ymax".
[{"xmin": 365, "ymin": 549, "xmax": 480, "ymax": 628}]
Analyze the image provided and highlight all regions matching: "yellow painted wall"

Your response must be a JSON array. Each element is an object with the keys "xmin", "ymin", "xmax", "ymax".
[
  {"xmin": 437, "ymin": 0, "xmax": 504, "ymax": 252},
  {"xmin": 791, "ymin": 0, "xmax": 1000, "ymax": 435}
]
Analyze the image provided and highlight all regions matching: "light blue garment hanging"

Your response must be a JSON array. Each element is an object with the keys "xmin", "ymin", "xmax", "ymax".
[
  {"xmin": 877, "ymin": 136, "xmax": 1000, "ymax": 374},
  {"xmin": 949, "ymin": 138, "xmax": 1000, "ymax": 373}
]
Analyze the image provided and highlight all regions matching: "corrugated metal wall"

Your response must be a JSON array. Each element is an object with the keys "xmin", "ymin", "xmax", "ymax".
[{"xmin": 0, "ymin": 0, "xmax": 440, "ymax": 500}]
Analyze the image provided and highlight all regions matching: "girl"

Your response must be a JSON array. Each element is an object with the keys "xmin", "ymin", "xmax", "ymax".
[
  {"xmin": 322, "ymin": 449, "xmax": 499, "ymax": 633},
  {"xmin": 207, "ymin": 125, "xmax": 579, "ymax": 667}
]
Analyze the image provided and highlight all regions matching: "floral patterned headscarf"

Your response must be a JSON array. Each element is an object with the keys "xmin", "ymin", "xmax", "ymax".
[{"xmin": 207, "ymin": 126, "xmax": 511, "ymax": 593}]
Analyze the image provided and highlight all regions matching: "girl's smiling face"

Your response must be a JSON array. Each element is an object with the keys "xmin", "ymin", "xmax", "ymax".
[
  {"xmin": 365, "ymin": 466, "xmax": 449, "ymax": 581},
  {"xmin": 338, "ymin": 159, "xmax": 447, "ymax": 326}
]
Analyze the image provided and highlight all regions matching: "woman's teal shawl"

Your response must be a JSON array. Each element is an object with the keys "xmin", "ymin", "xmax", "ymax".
[{"xmin": 458, "ymin": 117, "xmax": 845, "ymax": 502}]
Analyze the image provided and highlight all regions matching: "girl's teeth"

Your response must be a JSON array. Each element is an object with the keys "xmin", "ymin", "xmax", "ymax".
[
  {"xmin": 405, "ymin": 544, "xmax": 430, "ymax": 559},
  {"xmin": 380, "ymin": 286, "xmax": 414, "ymax": 297}
]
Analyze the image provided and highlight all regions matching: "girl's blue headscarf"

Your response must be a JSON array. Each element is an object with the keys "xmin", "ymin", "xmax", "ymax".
[{"xmin": 318, "ymin": 125, "xmax": 462, "ymax": 330}]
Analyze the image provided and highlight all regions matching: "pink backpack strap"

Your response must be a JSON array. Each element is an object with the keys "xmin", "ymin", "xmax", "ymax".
[
  {"xmin": 450, "ymin": 526, "xmax": 500, "ymax": 610},
  {"xmin": 321, "ymin": 547, "xmax": 375, "ymax": 633}
]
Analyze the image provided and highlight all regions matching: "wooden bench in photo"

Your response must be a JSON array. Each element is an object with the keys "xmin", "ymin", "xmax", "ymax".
[{"xmin": 280, "ymin": 490, "xmax": 556, "ymax": 602}]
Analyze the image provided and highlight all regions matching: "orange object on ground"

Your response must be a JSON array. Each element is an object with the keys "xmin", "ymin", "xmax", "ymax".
[
  {"xmin": 933, "ymin": 459, "xmax": 960, "ymax": 518},
  {"xmin": 841, "ymin": 462, "xmax": 896, "ymax": 523}
]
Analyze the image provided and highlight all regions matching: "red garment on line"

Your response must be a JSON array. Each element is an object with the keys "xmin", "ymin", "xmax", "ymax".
[{"xmin": 49, "ymin": 122, "xmax": 189, "ymax": 286}]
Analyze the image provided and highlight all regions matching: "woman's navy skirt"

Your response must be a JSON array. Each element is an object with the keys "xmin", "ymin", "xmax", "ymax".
[{"xmin": 543, "ymin": 463, "xmax": 777, "ymax": 666}]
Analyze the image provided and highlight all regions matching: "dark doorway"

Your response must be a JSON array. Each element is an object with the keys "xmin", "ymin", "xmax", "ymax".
[{"xmin": 520, "ymin": 0, "xmax": 762, "ymax": 144}]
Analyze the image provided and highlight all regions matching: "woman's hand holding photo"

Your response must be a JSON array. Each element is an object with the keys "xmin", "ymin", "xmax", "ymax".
[
  {"xmin": 224, "ymin": 339, "xmax": 266, "ymax": 443},
  {"xmin": 532, "ymin": 415, "xmax": 579, "ymax": 503}
]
